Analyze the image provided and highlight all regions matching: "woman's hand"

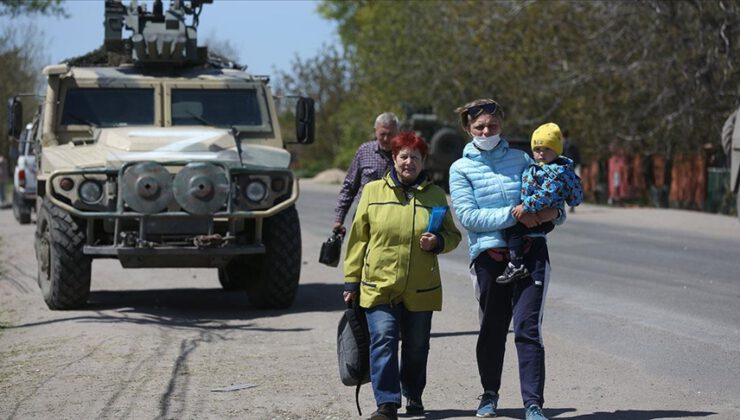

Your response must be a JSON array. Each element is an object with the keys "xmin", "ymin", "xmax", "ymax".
[
  {"xmin": 535, "ymin": 207, "xmax": 559, "ymax": 223},
  {"xmin": 517, "ymin": 213, "xmax": 540, "ymax": 228},
  {"xmin": 419, "ymin": 232, "xmax": 438, "ymax": 251},
  {"xmin": 515, "ymin": 206, "xmax": 559, "ymax": 228},
  {"xmin": 343, "ymin": 291, "xmax": 357, "ymax": 303}
]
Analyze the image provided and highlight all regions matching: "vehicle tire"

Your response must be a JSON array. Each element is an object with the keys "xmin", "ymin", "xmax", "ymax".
[
  {"xmin": 35, "ymin": 197, "xmax": 91, "ymax": 310},
  {"xmin": 12, "ymin": 190, "xmax": 32, "ymax": 224},
  {"xmin": 217, "ymin": 260, "xmax": 249, "ymax": 291},
  {"xmin": 245, "ymin": 205, "xmax": 301, "ymax": 309}
]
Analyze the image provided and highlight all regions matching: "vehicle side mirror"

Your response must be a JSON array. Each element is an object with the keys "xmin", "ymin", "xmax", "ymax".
[
  {"xmin": 295, "ymin": 97, "xmax": 315, "ymax": 145},
  {"xmin": 7, "ymin": 96, "xmax": 23, "ymax": 139}
]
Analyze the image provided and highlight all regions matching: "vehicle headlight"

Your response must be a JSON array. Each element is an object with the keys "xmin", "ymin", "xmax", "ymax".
[
  {"xmin": 79, "ymin": 180, "xmax": 103, "ymax": 204},
  {"xmin": 244, "ymin": 180, "xmax": 267, "ymax": 203}
]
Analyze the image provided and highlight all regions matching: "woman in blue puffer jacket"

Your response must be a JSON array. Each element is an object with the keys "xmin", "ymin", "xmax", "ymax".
[{"xmin": 448, "ymin": 99, "xmax": 564, "ymax": 420}]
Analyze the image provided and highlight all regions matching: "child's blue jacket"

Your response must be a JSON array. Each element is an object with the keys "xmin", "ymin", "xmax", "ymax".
[{"xmin": 521, "ymin": 156, "xmax": 583, "ymax": 212}]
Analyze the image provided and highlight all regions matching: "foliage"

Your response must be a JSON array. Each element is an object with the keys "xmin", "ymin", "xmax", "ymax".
[
  {"xmin": 283, "ymin": 0, "xmax": 740, "ymax": 182},
  {"xmin": 1, "ymin": 26, "xmax": 46, "ymax": 160},
  {"xmin": 0, "ymin": 0, "xmax": 66, "ymax": 17},
  {"xmin": 275, "ymin": 45, "xmax": 363, "ymax": 169}
]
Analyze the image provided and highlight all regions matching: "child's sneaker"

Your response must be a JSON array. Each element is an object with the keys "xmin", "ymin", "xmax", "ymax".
[{"xmin": 496, "ymin": 262, "xmax": 529, "ymax": 284}]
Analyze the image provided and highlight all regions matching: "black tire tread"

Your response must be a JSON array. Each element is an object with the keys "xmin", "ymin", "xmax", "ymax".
[
  {"xmin": 36, "ymin": 198, "xmax": 91, "ymax": 309},
  {"xmin": 245, "ymin": 206, "xmax": 301, "ymax": 309},
  {"xmin": 13, "ymin": 191, "xmax": 32, "ymax": 224},
  {"xmin": 218, "ymin": 263, "xmax": 248, "ymax": 291}
]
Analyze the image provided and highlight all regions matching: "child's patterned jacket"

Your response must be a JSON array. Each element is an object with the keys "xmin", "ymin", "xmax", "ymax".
[{"xmin": 521, "ymin": 156, "xmax": 583, "ymax": 212}]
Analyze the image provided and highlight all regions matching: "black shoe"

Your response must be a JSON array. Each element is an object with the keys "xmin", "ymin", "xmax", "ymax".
[
  {"xmin": 406, "ymin": 397, "xmax": 424, "ymax": 415},
  {"xmin": 369, "ymin": 403, "xmax": 398, "ymax": 420},
  {"xmin": 496, "ymin": 262, "xmax": 530, "ymax": 284}
]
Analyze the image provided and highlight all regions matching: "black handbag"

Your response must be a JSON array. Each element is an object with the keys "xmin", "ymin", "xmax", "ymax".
[{"xmin": 319, "ymin": 231, "xmax": 344, "ymax": 267}]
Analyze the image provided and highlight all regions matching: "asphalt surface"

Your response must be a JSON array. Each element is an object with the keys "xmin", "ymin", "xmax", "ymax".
[{"xmin": 299, "ymin": 179, "xmax": 740, "ymax": 419}]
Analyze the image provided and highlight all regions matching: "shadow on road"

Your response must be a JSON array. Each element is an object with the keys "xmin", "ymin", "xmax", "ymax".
[
  {"xmin": 558, "ymin": 409, "xmax": 716, "ymax": 419},
  {"xmin": 430, "ymin": 330, "xmax": 479, "ymax": 338},
  {"xmin": 85, "ymin": 281, "xmax": 346, "ymax": 313},
  {"xmin": 421, "ymin": 407, "xmax": 716, "ymax": 419},
  {"xmin": 6, "ymin": 282, "xmax": 345, "ymax": 331}
]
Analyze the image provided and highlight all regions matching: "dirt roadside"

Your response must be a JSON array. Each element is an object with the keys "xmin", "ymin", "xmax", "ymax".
[{"xmin": 1, "ymin": 184, "xmax": 739, "ymax": 419}]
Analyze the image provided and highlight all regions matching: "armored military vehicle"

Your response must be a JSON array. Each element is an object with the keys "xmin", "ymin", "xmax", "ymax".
[
  {"xmin": 400, "ymin": 108, "xmax": 466, "ymax": 190},
  {"xmin": 6, "ymin": 0, "xmax": 316, "ymax": 310}
]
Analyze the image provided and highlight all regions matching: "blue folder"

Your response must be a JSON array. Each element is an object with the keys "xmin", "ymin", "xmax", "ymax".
[{"xmin": 426, "ymin": 206, "xmax": 448, "ymax": 233}]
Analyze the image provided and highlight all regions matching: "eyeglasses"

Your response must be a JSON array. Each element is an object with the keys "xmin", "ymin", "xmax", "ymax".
[{"xmin": 466, "ymin": 103, "xmax": 498, "ymax": 118}]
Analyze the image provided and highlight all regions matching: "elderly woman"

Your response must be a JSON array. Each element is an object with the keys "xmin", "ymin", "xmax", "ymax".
[
  {"xmin": 343, "ymin": 131, "xmax": 461, "ymax": 420},
  {"xmin": 448, "ymin": 99, "xmax": 562, "ymax": 420}
]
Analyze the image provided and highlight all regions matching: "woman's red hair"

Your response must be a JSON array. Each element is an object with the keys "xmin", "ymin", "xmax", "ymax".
[{"xmin": 390, "ymin": 131, "xmax": 428, "ymax": 159}]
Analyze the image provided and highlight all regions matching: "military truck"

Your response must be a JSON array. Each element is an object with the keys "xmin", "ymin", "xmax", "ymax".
[
  {"xmin": 400, "ymin": 108, "xmax": 466, "ymax": 190},
  {"xmin": 5, "ymin": 0, "xmax": 316, "ymax": 310}
]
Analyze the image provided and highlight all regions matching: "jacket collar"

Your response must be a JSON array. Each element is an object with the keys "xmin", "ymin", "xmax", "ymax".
[
  {"xmin": 374, "ymin": 141, "xmax": 392, "ymax": 160},
  {"xmin": 385, "ymin": 168, "xmax": 431, "ymax": 191}
]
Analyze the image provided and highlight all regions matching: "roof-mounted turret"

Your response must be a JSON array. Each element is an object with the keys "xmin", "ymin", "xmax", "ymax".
[{"xmin": 104, "ymin": 0, "xmax": 212, "ymax": 66}]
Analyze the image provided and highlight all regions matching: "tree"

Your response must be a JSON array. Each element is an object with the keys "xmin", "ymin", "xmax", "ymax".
[
  {"xmin": 1, "ymin": 26, "xmax": 46, "ymax": 162},
  {"xmin": 313, "ymin": 0, "xmax": 740, "ymax": 205},
  {"xmin": 0, "ymin": 0, "xmax": 66, "ymax": 17},
  {"xmin": 275, "ymin": 45, "xmax": 358, "ymax": 173}
]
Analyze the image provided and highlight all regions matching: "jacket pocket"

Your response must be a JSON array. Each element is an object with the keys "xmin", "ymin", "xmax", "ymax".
[
  {"xmin": 416, "ymin": 284, "xmax": 441, "ymax": 293},
  {"xmin": 361, "ymin": 280, "xmax": 377, "ymax": 288}
]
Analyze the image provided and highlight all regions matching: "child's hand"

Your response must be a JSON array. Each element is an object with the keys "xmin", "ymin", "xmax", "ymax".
[{"xmin": 511, "ymin": 204, "xmax": 524, "ymax": 219}]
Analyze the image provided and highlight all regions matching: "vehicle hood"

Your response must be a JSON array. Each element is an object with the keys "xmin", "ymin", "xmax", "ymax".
[{"xmin": 41, "ymin": 127, "xmax": 291, "ymax": 172}]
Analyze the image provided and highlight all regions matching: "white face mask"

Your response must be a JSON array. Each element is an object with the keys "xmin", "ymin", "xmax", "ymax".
[{"xmin": 472, "ymin": 134, "xmax": 501, "ymax": 151}]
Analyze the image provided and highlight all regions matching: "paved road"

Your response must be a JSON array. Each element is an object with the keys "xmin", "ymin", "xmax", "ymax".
[
  {"xmin": 0, "ymin": 179, "xmax": 738, "ymax": 419},
  {"xmin": 299, "ymin": 179, "xmax": 740, "ymax": 419}
]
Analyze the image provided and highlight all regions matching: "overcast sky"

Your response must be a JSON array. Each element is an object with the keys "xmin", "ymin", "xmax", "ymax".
[{"xmin": 0, "ymin": 0, "xmax": 339, "ymax": 81}]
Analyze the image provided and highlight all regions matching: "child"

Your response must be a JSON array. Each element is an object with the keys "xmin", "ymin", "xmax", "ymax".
[{"xmin": 497, "ymin": 122, "xmax": 583, "ymax": 284}]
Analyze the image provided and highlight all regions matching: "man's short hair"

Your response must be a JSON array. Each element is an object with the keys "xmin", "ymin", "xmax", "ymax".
[{"xmin": 374, "ymin": 112, "xmax": 399, "ymax": 128}]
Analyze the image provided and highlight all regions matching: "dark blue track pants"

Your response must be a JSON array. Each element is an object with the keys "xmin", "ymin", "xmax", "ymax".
[{"xmin": 473, "ymin": 237, "xmax": 549, "ymax": 408}]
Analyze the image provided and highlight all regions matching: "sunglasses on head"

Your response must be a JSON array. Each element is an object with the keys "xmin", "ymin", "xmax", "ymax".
[{"xmin": 466, "ymin": 103, "xmax": 498, "ymax": 118}]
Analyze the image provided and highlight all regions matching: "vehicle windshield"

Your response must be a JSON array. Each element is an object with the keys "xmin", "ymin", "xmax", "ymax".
[
  {"xmin": 171, "ymin": 89, "xmax": 264, "ymax": 127},
  {"xmin": 61, "ymin": 88, "xmax": 154, "ymax": 127}
]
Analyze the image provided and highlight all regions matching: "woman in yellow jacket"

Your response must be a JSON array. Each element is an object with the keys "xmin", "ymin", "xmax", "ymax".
[{"xmin": 343, "ymin": 131, "xmax": 461, "ymax": 420}]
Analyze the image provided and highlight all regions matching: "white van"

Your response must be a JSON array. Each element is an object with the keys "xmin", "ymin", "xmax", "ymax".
[{"xmin": 12, "ymin": 122, "xmax": 37, "ymax": 224}]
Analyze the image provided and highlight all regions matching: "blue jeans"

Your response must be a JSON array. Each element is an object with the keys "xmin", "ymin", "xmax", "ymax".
[{"xmin": 365, "ymin": 303, "xmax": 433, "ymax": 407}]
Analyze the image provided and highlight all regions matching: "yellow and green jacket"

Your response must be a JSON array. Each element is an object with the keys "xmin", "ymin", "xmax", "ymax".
[{"xmin": 343, "ymin": 172, "xmax": 461, "ymax": 311}]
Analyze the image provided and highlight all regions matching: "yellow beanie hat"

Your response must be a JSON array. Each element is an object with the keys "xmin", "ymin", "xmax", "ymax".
[{"xmin": 531, "ymin": 122, "xmax": 563, "ymax": 156}]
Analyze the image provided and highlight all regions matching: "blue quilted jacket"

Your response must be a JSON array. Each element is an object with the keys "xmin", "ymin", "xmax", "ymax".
[{"xmin": 449, "ymin": 140, "xmax": 563, "ymax": 260}]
